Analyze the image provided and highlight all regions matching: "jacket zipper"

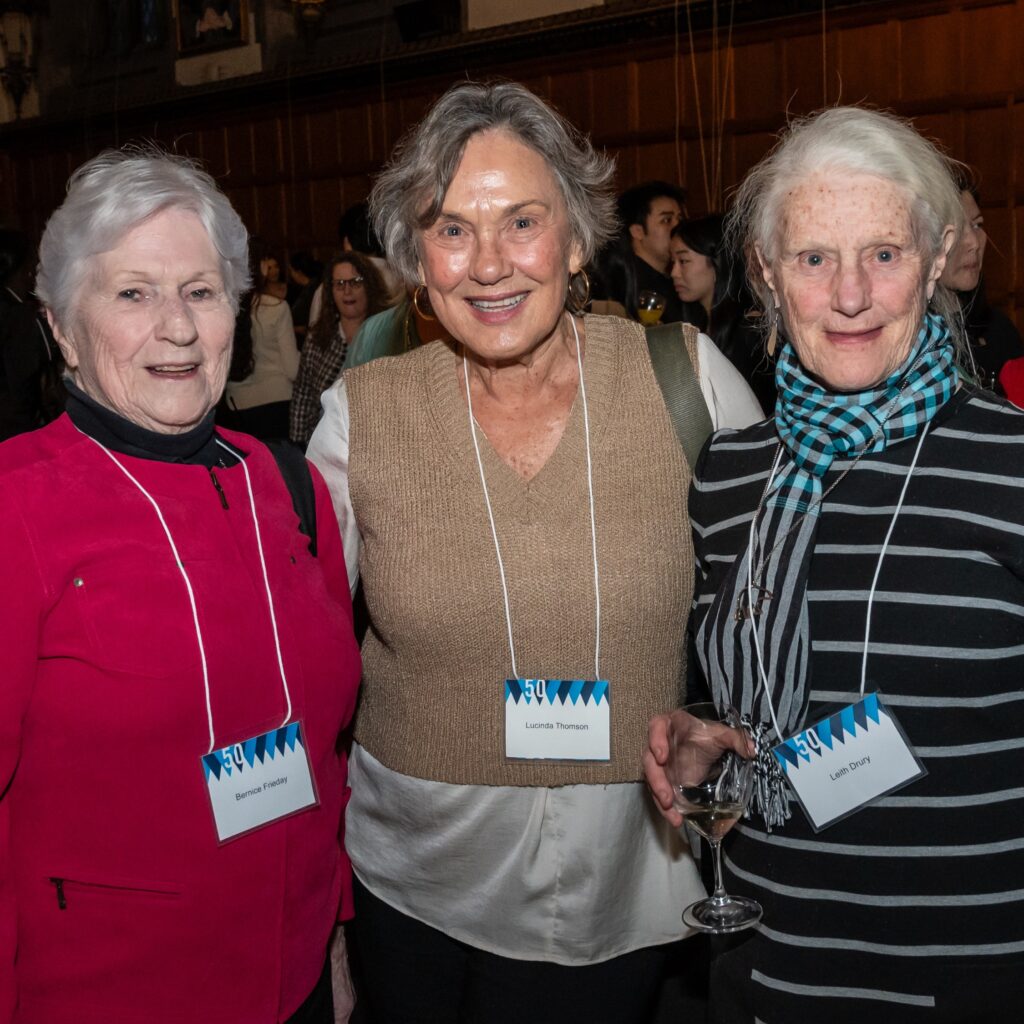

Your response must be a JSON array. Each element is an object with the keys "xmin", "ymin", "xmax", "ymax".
[
  {"xmin": 50, "ymin": 877, "xmax": 66, "ymax": 910},
  {"xmin": 208, "ymin": 468, "xmax": 229, "ymax": 509},
  {"xmin": 48, "ymin": 876, "xmax": 179, "ymax": 910}
]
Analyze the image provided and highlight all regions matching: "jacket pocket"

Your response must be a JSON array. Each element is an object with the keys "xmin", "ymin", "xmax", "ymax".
[{"xmin": 47, "ymin": 873, "xmax": 181, "ymax": 910}]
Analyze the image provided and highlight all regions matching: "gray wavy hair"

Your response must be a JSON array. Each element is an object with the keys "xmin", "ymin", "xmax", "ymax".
[
  {"xmin": 370, "ymin": 80, "xmax": 617, "ymax": 285},
  {"xmin": 37, "ymin": 147, "xmax": 251, "ymax": 326},
  {"xmin": 727, "ymin": 106, "xmax": 967, "ymax": 358}
]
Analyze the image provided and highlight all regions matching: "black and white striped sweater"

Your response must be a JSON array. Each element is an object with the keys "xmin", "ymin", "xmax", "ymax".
[{"xmin": 690, "ymin": 388, "xmax": 1024, "ymax": 1021}]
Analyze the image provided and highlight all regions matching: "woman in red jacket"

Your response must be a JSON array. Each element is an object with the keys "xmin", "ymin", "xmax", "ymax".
[{"xmin": 0, "ymin": 148, "xmax": 361, "ymax": 1023}]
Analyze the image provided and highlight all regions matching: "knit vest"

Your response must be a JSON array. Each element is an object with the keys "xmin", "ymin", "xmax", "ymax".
[{"xmin": 347, "ymin": 314, "xmax": 698, "ymax": 786}]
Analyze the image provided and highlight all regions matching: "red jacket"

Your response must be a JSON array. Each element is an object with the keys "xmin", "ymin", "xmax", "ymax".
[{"xmin": 0, "ymin": 416, "xmax": 360, "ymax": 1023}]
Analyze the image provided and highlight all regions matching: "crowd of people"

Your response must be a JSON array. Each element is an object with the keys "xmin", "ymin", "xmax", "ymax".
[{"xmin": 1, "ymin": 77, "xmax": 1024, "ymax": 1024}]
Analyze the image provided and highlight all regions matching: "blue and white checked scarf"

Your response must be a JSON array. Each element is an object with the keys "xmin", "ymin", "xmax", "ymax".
[
  {"xmin": 698, "ymin": 314, "xmax": 957, "ymax": 829},
  {"xmin": 771, "ymin": 312, "xmax": 957, "ymax": 513}
]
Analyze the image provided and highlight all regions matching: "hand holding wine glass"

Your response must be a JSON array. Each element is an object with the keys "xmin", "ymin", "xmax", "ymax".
[{"xmin": 666, "ymin": 703, "xmax": 762, "ymax": 933}]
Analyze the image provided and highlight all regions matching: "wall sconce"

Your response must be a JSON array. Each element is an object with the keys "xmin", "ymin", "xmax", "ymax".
[
  {"xmin": 0, "ymin": 7, "xmax": 32, "ymax": 120},
  {"xmin": 290, "ymin": 0, "xmax": 328, "ymax": 32}
]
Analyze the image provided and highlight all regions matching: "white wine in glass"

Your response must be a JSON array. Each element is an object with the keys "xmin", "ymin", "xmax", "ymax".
[{"xmin": 667, "ymin": 702, "xmax": 762, "ymax": 934}]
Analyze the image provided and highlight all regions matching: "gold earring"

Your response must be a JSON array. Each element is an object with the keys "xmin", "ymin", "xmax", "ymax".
[
  {"xmin": 567, "ymin": 269, "xmax": 591, "ymax": 315},
  {"xmin": 412, "ymin": 285, "xmax": 436, "ymax": 321}
]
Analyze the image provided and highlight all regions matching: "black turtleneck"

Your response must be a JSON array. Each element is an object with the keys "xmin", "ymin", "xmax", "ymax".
[{"xmin": 64, "ymin": 380, "xmax": 244, "ymax": 468}]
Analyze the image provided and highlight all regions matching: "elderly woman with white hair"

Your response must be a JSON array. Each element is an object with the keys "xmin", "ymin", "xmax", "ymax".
[
  {"xmin": 308, "ymin": 81, "xmax": 762, "ymax": 1022},
  {"xmin": 0, "ymin": 150, "xmax": 361, "ymax": 1022},
  {"xmin": 644, "ymin": 106, "xmax": 1024, "ymax": 1020}
]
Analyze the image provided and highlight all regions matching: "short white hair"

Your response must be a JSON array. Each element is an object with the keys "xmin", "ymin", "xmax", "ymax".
[
  {"xmin": 37, "ymin": 146, "xmax": 250, "ymax": 324},
  {"xmin": 727, "ymin": 106, "xmax": 966, "ymax": 355}
]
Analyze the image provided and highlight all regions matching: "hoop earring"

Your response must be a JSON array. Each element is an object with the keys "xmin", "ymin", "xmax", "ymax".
[
  {"xmin": 567, "ymin": 269, "xmax": 591, "ymax": 315},
  {"xmin": 412, "ymin": 285, "xmax": 436, "ymax": 321}
]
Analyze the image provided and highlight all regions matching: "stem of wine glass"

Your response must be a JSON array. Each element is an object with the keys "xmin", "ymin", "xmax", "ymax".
[{"xmin": 710, "ymin": 837, "xmax": 728, "ymax": 901}]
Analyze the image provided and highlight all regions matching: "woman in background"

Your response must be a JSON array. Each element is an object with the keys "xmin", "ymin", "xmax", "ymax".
[
  {"xmin": 670, "ymin": 215, "xmax": 773, "ymax": 411},
  {"xmin": 224, "ymin": 241, "xmax": 300, "ymax": 439},
  {"xmin": 290, "ymin": 251, "xmax": 390, "ymax": 447}
]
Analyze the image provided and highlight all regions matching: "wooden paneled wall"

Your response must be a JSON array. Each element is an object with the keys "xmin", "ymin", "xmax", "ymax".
[{"xmin": 5, "ymin": 0, "xmax": 1024, "ymax": 321}]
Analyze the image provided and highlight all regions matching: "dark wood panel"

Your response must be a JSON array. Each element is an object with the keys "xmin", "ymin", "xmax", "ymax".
[
  {"xmin": 899, "ymin": 13, "xmax": 960, "ymax": 103},
  {"xmin": 252, "ymin": 117, "xmax": 284, "ymax": 181},
  {"xmin": 833, "ymin": 21, "xmax": 894, "ymax": 106},
  {"xmin": 590, "ymin": 63, "xmax": 631, "ymax": 144},
  {"xmin": 985, "ymin": 203, "xmax": 1014, "ymax": 299},
  {"xmin": 962, "ymin": 3, "xmax": 1019, "ymax": 97},
  {"xmin": 548, "ymin": 69, "xmax": 591, "ymax": 136},
  {"xmin": 196, "ymin": 127, "xmax": 229, "ymax": 181},
  {"xmin": 634, "ymin": 56, "xmax": 680, "ymax": 135},
  {"xmin": 1013, "ymin": 102, "xmax": 1024, "ymax": 192},
  {"xmin": 224, "ymin": 123, "xmax": 254, "ymax": 185},
  {"xmin": 964, "ymin": 106, "xmax": 1011, "ymax": 196},
  {"xmin": 732, "ymin": 41, "xmax": 778, "ymax": 122},
  {"xmin": 782, "ymin": 31, "xmax": 829, "ymax": 114}
]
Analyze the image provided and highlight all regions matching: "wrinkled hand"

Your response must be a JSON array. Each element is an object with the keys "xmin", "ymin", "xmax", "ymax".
[{"xmin": 643, "ymin": 708, "xmax": 755, "ymax": 827}]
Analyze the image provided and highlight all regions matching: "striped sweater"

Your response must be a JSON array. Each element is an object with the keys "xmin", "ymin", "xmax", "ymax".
[{"xmin": 690, "ymin": 389, "xmax": 1024, "ymax": 1022}]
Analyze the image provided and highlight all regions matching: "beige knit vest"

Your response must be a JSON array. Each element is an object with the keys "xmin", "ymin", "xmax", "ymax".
[{"xmin": 347, "ymin": 314, "xmax": 699, "ymax": 786}]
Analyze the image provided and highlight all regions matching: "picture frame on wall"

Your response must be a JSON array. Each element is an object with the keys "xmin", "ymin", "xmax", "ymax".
[{"xmin": 175, "ymin": 0, "xmax": 249, "ymax": 54}]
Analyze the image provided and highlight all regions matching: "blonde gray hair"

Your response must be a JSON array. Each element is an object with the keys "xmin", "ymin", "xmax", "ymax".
[{"xmin": 370, "ymin": 80, "xmax": 617, "ymax": 285}]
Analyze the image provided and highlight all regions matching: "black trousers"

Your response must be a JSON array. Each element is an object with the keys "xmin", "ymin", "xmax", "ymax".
[
  {"xmin": 350, "ymin": 878, "xmax": 672, "ymax": 1024},
  {"xmin": 285, "ymin": 957, "xmax": 334, "ymax": 1024}
]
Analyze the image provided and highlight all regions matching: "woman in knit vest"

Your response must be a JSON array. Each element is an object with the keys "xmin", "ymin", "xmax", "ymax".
[{"xmin": 308, "ymin": 81, "xmax": 762, "ymax": 1023}]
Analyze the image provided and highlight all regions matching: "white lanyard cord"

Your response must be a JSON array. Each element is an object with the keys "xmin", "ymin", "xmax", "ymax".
[
  {"xmin": 217, "ymin": 438, "xmax": 293, "ymax": 727},
  {"xmin": 748, "ymin": 424, "xmax": 929, "ymax": 738},
  {"xmin": 81, "ymin": 432, "xmax": 293, "ymax": 754},
  {"xmin": 463, "ymin": 312, "xmax": 601, "ymax": 680},
  {"xmin": 859, "ymin": 422, "xmax": 929, "ymax": 696}
]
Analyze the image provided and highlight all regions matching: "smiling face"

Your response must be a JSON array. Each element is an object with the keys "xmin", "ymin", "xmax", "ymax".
[
  {"xmin": 416, "ymin": 129, "xmax": 582, "ymax": 364},
  {"xmin": 940, "ymin": 190, "xmax": 986, "ymax": 293},
  {"xmin": 669, "ymin": 238, "xmax": 716, "ymax": 312},
  {"xmin": 761, "ymin": 171, "xmax": 951, "ymax": 392},
  {"xmin": 631, "ymin": 196, "xmax": 681, "ymax": 271},
  {"xmin": 50, "ymin": 207, "xmax": 236, "ymax": 433},
  {"xmin": 331, "ymin": 259, "xmax": 369, "ymax": 323}
]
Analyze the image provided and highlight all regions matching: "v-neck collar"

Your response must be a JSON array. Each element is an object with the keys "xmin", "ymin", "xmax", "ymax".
[{"xmin": 422, "ymin": 315, "xmax": 622, "ymax": 511}]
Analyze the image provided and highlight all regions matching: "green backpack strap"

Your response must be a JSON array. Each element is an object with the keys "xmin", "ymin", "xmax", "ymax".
[{"xmin": 645, "ymin": 321, "xmax": 714, "ymax": 467}]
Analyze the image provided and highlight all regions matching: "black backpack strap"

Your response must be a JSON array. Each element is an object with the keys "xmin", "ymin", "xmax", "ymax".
[
  {"xmin": 645, "ymin": 321, "xmax": 714, "ymax": 467},
  {"xmin": 266, "ymin": 440, "xmax": 318, "ymax": 557}
]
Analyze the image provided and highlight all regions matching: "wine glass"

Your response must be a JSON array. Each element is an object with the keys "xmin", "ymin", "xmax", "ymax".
[
  {"xmin": 637, "ymin": 290, "xmax": 667, "ymax": 325},
  {"xmin": 666, "ymin": 702, "xmax": 762, "ymax": 933}
]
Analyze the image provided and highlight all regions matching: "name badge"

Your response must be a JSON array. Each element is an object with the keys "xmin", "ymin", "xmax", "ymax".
[
  {"xmin": 504, "ymin": 679, "xmax": 610, "ymax": 761},
  {"xmin": 202, "ymin": 720, "xmax": 319, "ymax": 843},
  {"xmin": 772, "ymin": 693, "xmax": 926, "ymax": 832}
]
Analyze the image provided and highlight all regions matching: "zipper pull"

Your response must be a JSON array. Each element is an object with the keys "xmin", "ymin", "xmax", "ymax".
[
  {"xmin": 50, "ymin": 877, "xmax": 67, "ymax": 910},
  {"xmin": 208, "ymin": 468, "xmax": 229, "ymax": 510}
]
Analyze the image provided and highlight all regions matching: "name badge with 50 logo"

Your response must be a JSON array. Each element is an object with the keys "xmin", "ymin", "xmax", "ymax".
[
  {"xmin": 504, "ymin": 678, "xmax": 610, "ymax": 761},
  {"xmin": 202, "ymin": 721, "xmax": 319, "ymax": 843},
  {"xmin": 772, "ymin": 693, "xmax": 926, "ymax": 832}
]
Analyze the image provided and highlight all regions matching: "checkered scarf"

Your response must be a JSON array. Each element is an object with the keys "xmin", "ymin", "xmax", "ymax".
[
  {"xmin": 771, "ymin": 312, "xmax": 957, "ymax": 513},
  {"xmin": 698, "ymin": 313, "xmax": 956, "ymax": 829}
]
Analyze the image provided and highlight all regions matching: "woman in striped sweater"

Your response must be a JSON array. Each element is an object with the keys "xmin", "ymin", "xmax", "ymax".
[{"xmin": 645, "ymin": 106, "xmax": 1024, "ymax": 1021}]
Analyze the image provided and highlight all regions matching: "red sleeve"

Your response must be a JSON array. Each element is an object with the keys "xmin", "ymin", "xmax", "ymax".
[
  {"xmin": 0, "ymin": 501, "xmax": 45, "ymax": 1019},
  {"xmin": 999, "ymin": 357, "xmax": 1024, "ymax": 409}
]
